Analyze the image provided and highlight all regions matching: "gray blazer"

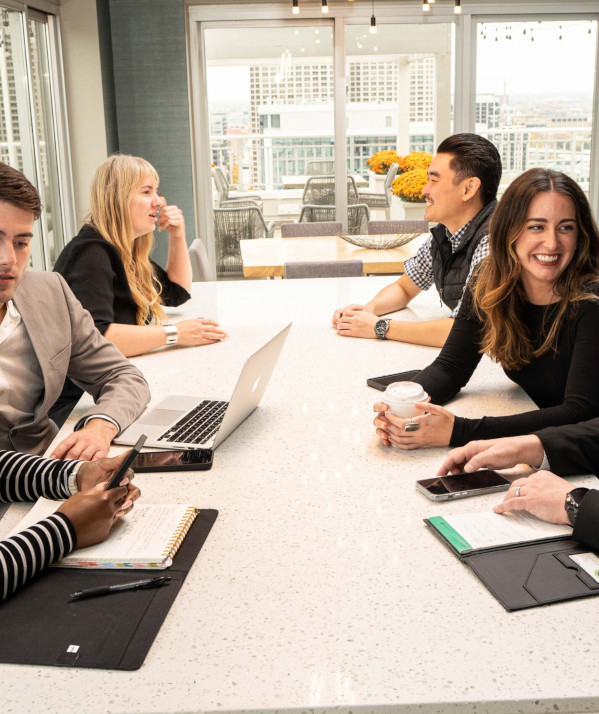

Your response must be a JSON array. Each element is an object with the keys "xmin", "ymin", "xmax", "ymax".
[{"xmin": 9, "ymin": 271, "xmax": 150, "ymax": 455}]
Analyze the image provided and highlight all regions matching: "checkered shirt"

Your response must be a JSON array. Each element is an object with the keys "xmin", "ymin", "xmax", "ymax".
[{"xmin": 403, "ymin": 221, "xmax": 490, "ymax": 317}]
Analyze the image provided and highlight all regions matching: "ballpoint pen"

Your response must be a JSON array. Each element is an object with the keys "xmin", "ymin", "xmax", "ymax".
[{"xmin": 70, "ymin": 576, "xmax": 171, "ymax": 601}]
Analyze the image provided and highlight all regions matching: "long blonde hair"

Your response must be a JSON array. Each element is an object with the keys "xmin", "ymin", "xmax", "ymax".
[
  {"xmin": 87, "ymin": 153, "xmax": 166, "ymax": 325},
  {"xmin": 472, "ymin": 168, "xmax": 599, "ymax": 370}
]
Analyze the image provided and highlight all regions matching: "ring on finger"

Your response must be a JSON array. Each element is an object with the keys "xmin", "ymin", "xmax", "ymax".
[
  {"xmin": 404, "ymin": 418, "xmax": 420, "ymax": 433},
  {"xmin": 515, "ymin": 485, "xmax": 521, "ymax": 497}
]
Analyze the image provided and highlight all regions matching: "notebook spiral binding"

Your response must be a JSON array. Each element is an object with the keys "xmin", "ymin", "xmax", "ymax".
[{"xmin": 162, "ymin": 506, "xmax": 200, "ymax": 560}]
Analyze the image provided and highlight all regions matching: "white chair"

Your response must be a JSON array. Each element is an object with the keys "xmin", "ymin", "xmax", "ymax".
[
  {"xmin": 358, "ymin": 163, "xmax": 399, "ymax": 219},
  {"xmin": 189, "ymin": 239, "xmax": 214, "ymax": 281}
]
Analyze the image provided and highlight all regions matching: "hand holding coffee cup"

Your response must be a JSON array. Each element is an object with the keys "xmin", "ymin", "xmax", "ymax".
[
  {"xmin": 382, "ymin": 382, "xmax": 429, "ymax": 430},
  {"xmin": 373, "ymin": 386, "xmax": 456, "ymax": 450}
]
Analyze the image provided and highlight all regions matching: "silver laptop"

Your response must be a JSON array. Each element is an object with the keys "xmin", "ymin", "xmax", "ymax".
[{"xmin": 115, "ymin": 323, "xmax": 291, "ymax": 450}]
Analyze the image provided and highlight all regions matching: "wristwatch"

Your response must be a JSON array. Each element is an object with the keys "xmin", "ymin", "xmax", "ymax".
[
  {"xmin": 163, "ymin": 324, "xmax": 178, "ymax": 346},
  {"xmin": 374, "ymin": 318, "xmax": 390, "ymax": 340},
  {"xmin": 564, "ymin": 487, "xmax": 589, "ymax": 527}
]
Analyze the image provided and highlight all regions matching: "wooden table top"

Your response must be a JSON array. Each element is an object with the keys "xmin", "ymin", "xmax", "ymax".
[{"xmin": 239, "ymin": 233, "xmax": 428, "ymax": 278}]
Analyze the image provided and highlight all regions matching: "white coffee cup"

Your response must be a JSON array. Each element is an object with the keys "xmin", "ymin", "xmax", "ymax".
[{"xmin": 383, "ymin": 381, "xmax": 429, "ymax": 418}]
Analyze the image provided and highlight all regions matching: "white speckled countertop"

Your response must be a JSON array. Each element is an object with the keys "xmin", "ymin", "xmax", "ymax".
[{"xmin": 2, "ymin": 276, "xmax": 598, "ymax": 714}]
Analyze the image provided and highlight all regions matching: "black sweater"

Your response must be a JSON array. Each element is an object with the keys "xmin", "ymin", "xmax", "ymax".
[
  {"xmin": 414, "ymin": 290, "xmax": 599, "ymax": 446},
  {"xmin": 54, "ymin": 225, "xmax": 191, "ymax": 334}
]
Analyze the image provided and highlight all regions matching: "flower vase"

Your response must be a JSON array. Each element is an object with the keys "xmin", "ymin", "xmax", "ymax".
[
  {"xmin": 391, "ymin": 195, "xmax": 426, "ymax": 221},
  {"xmin": 368, "ymin": 171, "xmax": 388, "ymax": 193}
]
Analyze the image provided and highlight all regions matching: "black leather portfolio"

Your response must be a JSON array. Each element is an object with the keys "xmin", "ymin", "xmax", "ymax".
[
  {"xmin": 425, "ymin": 519, "xmax": 599, "ymax": 611},
  {"xmin": 0, "ymin": 508, "xmax": 218, "ymax": 670}
]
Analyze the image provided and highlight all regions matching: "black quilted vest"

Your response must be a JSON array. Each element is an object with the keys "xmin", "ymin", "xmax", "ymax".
[{"xmin": 430, "ymin": 200, "xmax": 496, "ymax": 311}]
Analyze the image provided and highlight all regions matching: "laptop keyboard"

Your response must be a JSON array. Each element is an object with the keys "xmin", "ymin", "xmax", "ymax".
[{"xmin": 157, "ymin": 400, "xmax": 229, "ymax": 445}]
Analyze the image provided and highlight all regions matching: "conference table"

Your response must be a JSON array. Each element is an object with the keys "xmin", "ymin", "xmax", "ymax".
[
  {"xmin": 240, "ymin": 233, "xmax": 428, "ymax": 278},
  {"xmin": 2, "ymin": 276, "xmax": 598, "ymax": 714}
]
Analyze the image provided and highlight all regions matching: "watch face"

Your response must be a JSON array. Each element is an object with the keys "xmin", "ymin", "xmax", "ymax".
[{"xmin": 375, "ymin": 319, "xmax": 388, "ymax": 338}]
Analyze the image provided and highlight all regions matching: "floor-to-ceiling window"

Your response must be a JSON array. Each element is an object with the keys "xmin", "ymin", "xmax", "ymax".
[
  {"xmin": 475, "ymin": 18, "xmax": 598, "ymax": 196},
  {"xmin": 0, "ymin": 4, "xmax": 72, "ymax": 270},
  {"xmin": 190, "ymin": 3, "xmax": 599, "ymax": 280}
]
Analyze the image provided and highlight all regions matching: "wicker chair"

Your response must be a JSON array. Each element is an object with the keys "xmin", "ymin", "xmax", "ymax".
[
  {"xmin": 189, "ymin": 238, "xmax": 214, "ymax": 281},
  {"xmin": 213, "ymin": 166, "xmax": 263, "ymax": 209},
  {"xmin": 368, "ymin": 219, "xmax": 428, "ymax": 235},
  {"xmin": 306, "ymin": 159, "xmax": 335, "ymax": 176},
  {"xmin": 299, "ymin": 204, "xmax": 370, "ymax": 235},
  {"xmin": 214, "ymin": 206, "xmax": 274, "ymax": 277},
  {"xmin": 301, "ymin": 176, "xmax": 359, "ymax": 206},
  {"xmin": 284, "ymin": 260, "xmax": 363, "ymax": 279},
  {"xmin": 358, "ymin": 163, "xmax": 399, "ymax": 219},
  {"xmin": 281, "ymin": 221, "xmax": 342, "ymax": 237}
]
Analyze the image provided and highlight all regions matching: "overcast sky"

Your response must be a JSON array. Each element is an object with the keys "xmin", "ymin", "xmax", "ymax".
[{"xmin": 207, "ymin": 20, "xmax": 596, "ymax": 103}]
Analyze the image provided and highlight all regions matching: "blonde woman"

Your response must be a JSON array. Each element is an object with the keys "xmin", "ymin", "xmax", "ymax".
[
  {"xmin": 52, "ymin": 154, "xmax": 226, "ymax": 422},
  {"xmin": 55, "ymin": 154, "xmax": 225, "ymax": 354}
]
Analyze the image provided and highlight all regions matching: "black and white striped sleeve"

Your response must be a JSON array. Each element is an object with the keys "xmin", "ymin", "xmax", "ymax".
[{"xmin": 0, "ymin": 450, "xmax": 80, "ymax": 601}]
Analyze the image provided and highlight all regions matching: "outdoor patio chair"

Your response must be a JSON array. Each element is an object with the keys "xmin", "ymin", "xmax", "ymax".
[
  {"xmin": 358, "ymin": 163, "xmax": 399, "ymax": 219},
  {"xmin": 301, "ymin": 175, "xmax": 359, "ymax": 206},
  {"xmin": 214, "ymin": 205, "xmax": 274, "ymax": 277},
  {"xmin": 368, "ymin": 219, "xmax": 429, "ymax": 235},
  {"xmin": 299, "ymin": 203, "xmax": 370, "ymax": 235},
  {"xmin": 284, "ymin": 260, "xmax": 363, "ymax": 279},
  {"xmin": 306, "ymin": 159, "xmax": 335, "ymax": 176},
  {"xmin": 213, "ymin": 166, "xmax": 263, "ymax": 209},
  {"xmin": 189, "ymin": 238, "xmax": 214, "ymax": 281},
  {"xmin": 280, "ymin": 221, "xmax": 342, "ymax": 237}
]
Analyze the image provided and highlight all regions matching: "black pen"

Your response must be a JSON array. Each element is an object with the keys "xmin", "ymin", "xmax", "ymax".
[{"xmin": 70, "ymin": 576, "xmax": 171, "ymax": 601}]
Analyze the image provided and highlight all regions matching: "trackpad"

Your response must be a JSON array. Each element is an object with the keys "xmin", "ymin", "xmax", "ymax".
[{"xmin": 137, "ymin": 409, "xmax": 183, "ymax": 426}]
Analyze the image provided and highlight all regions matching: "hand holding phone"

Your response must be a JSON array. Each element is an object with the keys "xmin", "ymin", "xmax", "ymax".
[
  {"xmin": 104, "ymin": 434, "xmax": 147, "ymax": 490},
  {"xmin": 416, "ymin": 469, "xmax": 510, "ymax": 501}
]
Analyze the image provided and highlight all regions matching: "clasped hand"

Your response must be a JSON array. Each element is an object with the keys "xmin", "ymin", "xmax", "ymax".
[
  {"xmin": 333, "ymin": 304, "xmax": 379, "ymax": 339},
  {"xmin": 373, "ymin": 400, "xmax": 454, "ymax": 449}
]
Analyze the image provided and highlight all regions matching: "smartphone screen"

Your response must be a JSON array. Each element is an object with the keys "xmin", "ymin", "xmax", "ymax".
[
  {"xmin": 131, "ymin": 449, "xmax": 213, "ymax": 472},
  {"xmin": 416, "ymin": 470, "xmax": 510, "ymax": 500},
  {"xmin": 367, "ymin": 369, "xmax": 421, "ymax": 391}
]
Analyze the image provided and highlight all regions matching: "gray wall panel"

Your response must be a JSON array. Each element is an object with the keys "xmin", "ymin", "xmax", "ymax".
[{"xmin": 102, "ymin": 0, "xmax": 195, "ymax": 267}]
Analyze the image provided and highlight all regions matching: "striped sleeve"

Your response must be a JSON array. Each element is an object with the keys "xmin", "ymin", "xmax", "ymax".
[
  {"xmin": 0, "ymin": 450, "xmax": 80, "ymax": 503},
  {"xmin": 0, "ymin": 450, "xmax": 80, "ymax": 601}
]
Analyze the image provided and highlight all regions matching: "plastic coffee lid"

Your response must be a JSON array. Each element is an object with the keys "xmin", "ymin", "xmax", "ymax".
[{"xmin": 384, "ymin": 381, "xmax": 428, "ymax": 402}]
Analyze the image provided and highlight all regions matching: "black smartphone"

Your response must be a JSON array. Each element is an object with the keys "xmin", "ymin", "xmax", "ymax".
[
  {"xmin": 367, "ymin": 369, "xmax": 421, "ymax": 391},
  {"xmin": 131, "ymin": 449, "xmax": 214, "ymax": 472},
  {"xmin": 416, "ymin": 470, "xmax": 511, "ymax": 502},
  {"xmin": 105, "ymin": 434, "xmax": 147, "ymax": 490}
]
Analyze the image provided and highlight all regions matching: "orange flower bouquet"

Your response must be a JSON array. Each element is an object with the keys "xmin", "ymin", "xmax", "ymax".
[
  {"xmin": 392, "ymin": 168, "xmax": 428, "ymax": 203},
  {"xmin": 397, "ymin": 151, "xmax": 432, "ymax": 173},
  {"xmin": 366, "ymin": 150, "xmax": 402, "ymax": 175}
]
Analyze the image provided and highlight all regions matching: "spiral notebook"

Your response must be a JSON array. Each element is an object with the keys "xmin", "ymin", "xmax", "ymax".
[{"xmin": 9, "ymin": 498, "xmax": 199, "ymax": 569}]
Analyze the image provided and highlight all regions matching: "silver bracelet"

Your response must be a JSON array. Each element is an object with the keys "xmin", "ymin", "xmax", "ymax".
[{"xmin": 163, "ymin": 324, "xmax": 178, "ymax": 345}]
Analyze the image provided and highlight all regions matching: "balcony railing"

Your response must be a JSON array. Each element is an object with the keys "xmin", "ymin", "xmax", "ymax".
[{"xmin": 211, "ymin": 126, "xmax": 592, "ymax": 195}]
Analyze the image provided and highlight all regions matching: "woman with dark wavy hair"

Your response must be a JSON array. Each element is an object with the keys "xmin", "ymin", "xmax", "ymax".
[{"xmin": 373, "ymin": 168, "xmax": 599, "ymax": 450}]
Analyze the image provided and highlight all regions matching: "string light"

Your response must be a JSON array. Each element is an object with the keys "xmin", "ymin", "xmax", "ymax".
[
  {"xmin": 370, "ymin": 0, "xmax": 377, "ymax": 34},
  {"xmin": 292, "ymin": 0, "xmax": 299, "ymax": 14},
  {"xmin": 321, "ymin": 0, "xmax": 328, "ymax": 13},
  {"xmin": 454, "ymin": 0, "xmax": 461, "ymax": 15},
  {"xmin": 423, "ymin": 0, "xmax": 430, "ymax": 12}
]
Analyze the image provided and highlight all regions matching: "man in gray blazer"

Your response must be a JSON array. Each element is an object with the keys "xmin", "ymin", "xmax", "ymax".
[{"xmin": 0, "ymin": 162, "xmax": 150, "ymax": 459}]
